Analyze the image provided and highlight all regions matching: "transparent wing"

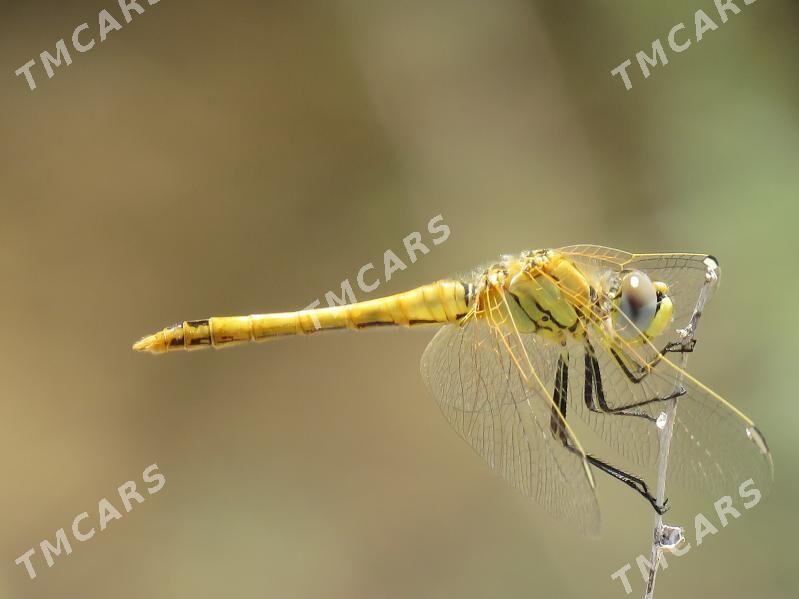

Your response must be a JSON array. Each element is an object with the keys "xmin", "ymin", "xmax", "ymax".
[
  {"xmin": 420, "ymin": 314, "xmax": 601, "ymax": 535},
  {"xmin": 558, "ymin": 244, "xmax": 634, "ymax": 267},
  {"xmin": 555, "ymin": 246, "xmax": 773, "ymax": 495},
  {"xmin": 575, "ymin": 327, "xmax": 773, "ymax": 495},
  {"xmin": 560, "ymin": 245, "xmax": 718, "ymax": 352},
  {"xmin": 563, "ymin": 338, "xmax": 661, "ymax": 467}
]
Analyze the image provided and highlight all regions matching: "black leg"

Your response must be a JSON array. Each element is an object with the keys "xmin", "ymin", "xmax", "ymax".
[
  {"xmin": 664, "ymin": 339, "xmax": 696, "ymax": 354},
  {"xmin": 611, "ymin": 338, "xmax": 697, "ymax": 385},
  {"xmin": 550, "ymin": 353, "xmax": 667, "ymax": 515},
  {"xmin": 611, "ymin": 347, "xmax": 649, "ymax": 384},
  {"xmin": 583, "ymin": 453, "xmax": 668, "ymax": 515},
  {"xmin": 550, "ymin": 352, "xmax": 569, "ymax": 444},
  {"xmin": 585, "ymin": 342, "xmax": 686, "ymax": 419},
  {"xmin": 584, "ymin": 350, "xmax": 597, "ymax": 411}
]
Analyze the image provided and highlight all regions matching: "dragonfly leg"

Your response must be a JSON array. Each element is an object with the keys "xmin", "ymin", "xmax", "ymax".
[
  {"xmin": 585, "ymin": 346, "xmax": 686, "ymax": 420},
  {"xmin": 549, "ymin": 350, "xmax": 570, "ymax": 444},
  {"xmin": 582, "ymin": 453, "xmax": 668, "ymax": 515},
  {"xmin": 550, "ymin": 351, "xmax": 668, "ymax": 514},
  {"xmin": 611, "ymin": 338, "xmax": 697, "ymax": 384},
  {"xmin": 663, "ymin": 338, "xmax": 696, "ymax": 354}
]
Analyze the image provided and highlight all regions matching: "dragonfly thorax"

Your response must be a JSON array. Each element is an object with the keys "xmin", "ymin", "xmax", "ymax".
[{"xmin": 472, "ymin": 251, "xmax": 593, "ymax": 344}]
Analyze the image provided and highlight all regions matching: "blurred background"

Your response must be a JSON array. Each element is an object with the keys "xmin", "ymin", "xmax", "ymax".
[{"xmin": 1, "ymin": 1, "xmax": 797, "ymax": 597}]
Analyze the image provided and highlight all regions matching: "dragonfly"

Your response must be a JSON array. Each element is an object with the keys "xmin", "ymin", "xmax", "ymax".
[{"xmin": 133, "ymin": 245, "xmax": 773, "ymax": 533}]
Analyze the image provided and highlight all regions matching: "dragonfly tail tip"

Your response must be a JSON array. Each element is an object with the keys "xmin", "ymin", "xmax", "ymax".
[{"xmin": 132, "ymin": 332, "xmax": 168, "ymax": 354}]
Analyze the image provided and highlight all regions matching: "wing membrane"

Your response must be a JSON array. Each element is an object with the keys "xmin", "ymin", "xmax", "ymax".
[
  {"xmin": 574, "ymin": 327, "xmax": 773, "ymax": 494},
  {"xmin": 560, "ymin": 245, "xmax": 717, "ymax": 352},
  {"xmin": 420, "ymin": 315, "xmax": 601, "ymax": 534},
  {"xmin": 420, "ymin": 245, "xmax": 772, "ymax": 525},
  {"xmin": 557, "ymin": 245, "xmax": 773, "ymax": 495}
]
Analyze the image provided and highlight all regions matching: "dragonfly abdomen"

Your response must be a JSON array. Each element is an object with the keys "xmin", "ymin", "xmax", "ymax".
[{"xmin": 132, "ymin": 280, "xmax": 471, "ymax": 354}]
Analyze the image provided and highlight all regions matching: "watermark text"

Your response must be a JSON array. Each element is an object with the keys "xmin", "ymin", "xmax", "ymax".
[
  {"xmin": 303, "ymin": 214, "xmax": 451, "ymax": 328},
  {"xmin": 14, "ymin": 463, "xmax": 166, "ymax": 580},
  {"xmin": 610, "ymin": 478, "xmax": 762, "ymax": 594},
  {"xmin": 14, "ymin": 0, "xmax": 163, "ymax": 91},
  {"xmin": 610, "ymin": 0, "xmax": 759, "ymax": 91}
]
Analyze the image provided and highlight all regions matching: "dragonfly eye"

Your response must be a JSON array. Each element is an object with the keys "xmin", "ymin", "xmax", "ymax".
[{"xmin": 614, "ymin": 270, "xmax": 658, "ymax": 338}]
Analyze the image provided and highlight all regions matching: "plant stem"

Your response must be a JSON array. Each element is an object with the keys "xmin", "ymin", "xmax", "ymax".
[{"xmin": 643, "ymin": 257, "xmax": 719, "ymax": 599}]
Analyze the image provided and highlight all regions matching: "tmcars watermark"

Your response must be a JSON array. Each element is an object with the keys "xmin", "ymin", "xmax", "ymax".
[
  {"xmin": 302, "ymin": 213, "xmax": 451, "ymax": 329},
  {"xmin": 13, "ymin": 463, "xmax": 166, "ymax": 580},
  {"xmin": 13, "ymin": 0, "xmax": 163, "ymax": 92},
  {"xmin": 610, "ymin": 478, "xmax": 763, "ymax": 595},
  {"xmin": 610, "ymin": 0, "xmax": 760, "ymax": 91}
]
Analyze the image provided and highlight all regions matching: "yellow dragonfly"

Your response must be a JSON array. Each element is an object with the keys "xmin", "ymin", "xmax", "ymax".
[{"xmin": 133, "ymin": 245, "xmax": 772, "ymax": 533}]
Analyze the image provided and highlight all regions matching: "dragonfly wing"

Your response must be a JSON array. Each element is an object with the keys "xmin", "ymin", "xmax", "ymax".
[
  {"xmin": 558, "ymin": 244, "xmax": 634, "ymax": 267},
  {"xmin": 574, "ymin": 328, "xmax": 774, "ymax": 495},
  {"xmin": 421, "ymin": 317, "xmax": 601, "ymax": 535},
  {"xmin": 558, "ymin": 247, "xmax": 772, "ymax": 495},
  {"xmin": 567, "ymin": 330, "xmax": 661, "ymax": 468},
  {"xmin": 560, "ymin": 246, "xmax": 719, "ymax": 352}
]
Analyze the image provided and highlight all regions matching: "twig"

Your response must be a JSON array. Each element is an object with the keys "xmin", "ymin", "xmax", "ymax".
[{"xmin": 643, "ymin": 257, "xmax": 720, "ymax": 599}]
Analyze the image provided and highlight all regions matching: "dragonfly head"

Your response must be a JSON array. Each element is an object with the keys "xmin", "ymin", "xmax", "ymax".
[{"xmin": 611, "ymin": 270, "xmax": 673, "ymax": 340}]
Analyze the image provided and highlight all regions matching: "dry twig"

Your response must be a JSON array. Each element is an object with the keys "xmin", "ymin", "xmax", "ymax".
[{"xmin": 643, "ymin": 257, "xmax": 719, "ymax": 599}]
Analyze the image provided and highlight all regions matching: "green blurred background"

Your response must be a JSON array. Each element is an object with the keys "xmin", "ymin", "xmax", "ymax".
[{"xmin": 1, "ymin": 1, "xmax": 797, "ymax": 597}]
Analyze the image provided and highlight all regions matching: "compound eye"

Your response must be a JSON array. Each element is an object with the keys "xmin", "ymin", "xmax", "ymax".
[{"xmin": 616, "ymin": 270, "xmax": 657, "ymax": 338}]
